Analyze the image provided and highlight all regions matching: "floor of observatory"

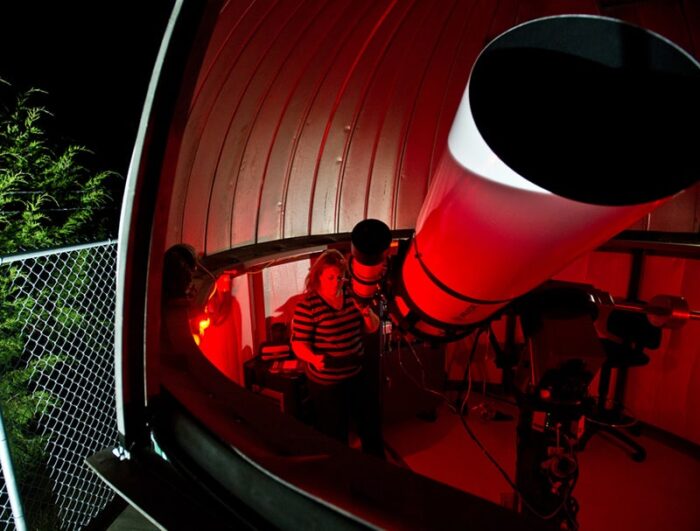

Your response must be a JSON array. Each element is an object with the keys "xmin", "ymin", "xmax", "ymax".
[
  {"xmin": 381, "ymin": 389, "xmax": 700, "ymax": 531},
  {"xmin": 100, "ymin": 388, "xmax": 700, "ymax": 531}
]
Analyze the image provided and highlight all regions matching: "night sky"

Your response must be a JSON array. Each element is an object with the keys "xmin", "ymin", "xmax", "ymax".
[{"xmin": 0, "ymin": 1, "xmax": 174, "ymax": 234}]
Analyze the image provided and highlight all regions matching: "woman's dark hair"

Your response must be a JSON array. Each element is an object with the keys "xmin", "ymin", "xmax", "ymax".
[{"xmin": 304, "ymin": 249, "xmax": 347, "ymax": 293}]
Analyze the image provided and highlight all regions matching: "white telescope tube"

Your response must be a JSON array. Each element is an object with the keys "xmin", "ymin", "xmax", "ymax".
[{"xmin": 397, "ymin": 15, "xmax": 700, "ymax": 340}]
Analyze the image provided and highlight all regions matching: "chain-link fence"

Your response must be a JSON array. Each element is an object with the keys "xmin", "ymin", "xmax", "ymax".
[{"xmin": 0, "ymin": 241, "xmax": 119, "ymax": 530}]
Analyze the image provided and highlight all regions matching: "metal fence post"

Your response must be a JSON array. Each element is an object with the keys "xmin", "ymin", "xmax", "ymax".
[{"xmin": 0, "ymin": 406, "xmax": 27, "ymax": 531}]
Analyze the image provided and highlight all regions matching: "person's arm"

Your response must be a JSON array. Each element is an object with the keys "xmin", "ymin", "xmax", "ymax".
[
  {"xmin": 291, "ymin": 303, "xmax": 325, "ymax": 370},
  {"xmin": 357, "ymin": 304, "xmax": 380, "ymax": 333},
  {"xmin": 291, "ymin": 339, "xmax": 324, "ymax": 370}
]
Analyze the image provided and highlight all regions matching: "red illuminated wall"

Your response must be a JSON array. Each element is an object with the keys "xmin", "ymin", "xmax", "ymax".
[{"xmin": 162, "ymin": 0, "xmax": 700, "ymax": 256}]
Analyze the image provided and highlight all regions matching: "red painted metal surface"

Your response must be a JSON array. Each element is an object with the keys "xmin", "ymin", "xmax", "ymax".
[{"xmin": 162, "ymin": 0, "xmax": 699, "ymax": 257}]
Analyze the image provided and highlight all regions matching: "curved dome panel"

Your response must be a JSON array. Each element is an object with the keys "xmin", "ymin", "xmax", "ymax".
[{"xmin": 162, "ymin": 0, "xmax": 699, "ymax": 256}]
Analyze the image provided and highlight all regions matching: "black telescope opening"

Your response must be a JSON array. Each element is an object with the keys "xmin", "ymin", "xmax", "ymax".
[
  {"xmin": 351, "ymin": 219, "xmax": 392, "ymax": 264},
  {"xmin": 349, "ymin": 219, "xmax": 393, "ymax": 303},
  {"xmin": 470, "ymin": 15, "xmax": 700, "ymax": 206}
]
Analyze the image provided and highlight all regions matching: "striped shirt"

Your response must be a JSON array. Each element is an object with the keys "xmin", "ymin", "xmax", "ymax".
[{"xmin": 292, "ymin": 288, "xmax": 364, "ymax": 383}]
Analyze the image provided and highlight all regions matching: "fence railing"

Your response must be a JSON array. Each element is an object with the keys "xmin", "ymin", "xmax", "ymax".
[{"xmin": 0, "ymin": 241, "xmax": 119, "ymax": 530}]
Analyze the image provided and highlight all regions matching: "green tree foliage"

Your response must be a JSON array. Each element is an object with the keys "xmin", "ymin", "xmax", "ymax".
[
  {"xmin": 1, "ymin": 81, "xmax": 116, "ymax": 527},
  {"xmin": 0, "ymin": 84, "xmax": 114, "ymax": 253}
]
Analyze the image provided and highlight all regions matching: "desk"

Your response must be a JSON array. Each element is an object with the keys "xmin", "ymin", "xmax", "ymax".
[{"xmin": 243, "ymin": 357, "xmax": 308, "ymax": 419}]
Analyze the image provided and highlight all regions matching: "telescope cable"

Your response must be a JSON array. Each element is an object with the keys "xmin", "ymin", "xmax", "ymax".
[{"xmin": 395, "ymin": 328, "xmax": 576, "ymax": 524}]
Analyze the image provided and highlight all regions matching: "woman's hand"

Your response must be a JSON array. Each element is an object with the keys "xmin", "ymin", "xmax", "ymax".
[
  {"xmin": 292, "ymin": 340, "xmax": 325, "ymax": 370},
  {"xmin": 352, "ymin": 298, "xmax": 380, "ymax": 333},
  {"xmin": 310, "ymin": 354, "xmax": 325, "ymax": 370}
]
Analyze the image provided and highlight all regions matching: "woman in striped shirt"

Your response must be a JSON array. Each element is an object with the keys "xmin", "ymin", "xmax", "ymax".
[{"xmin": 292, "ymin": 249, "xmax": 383, "ymax": 456}]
